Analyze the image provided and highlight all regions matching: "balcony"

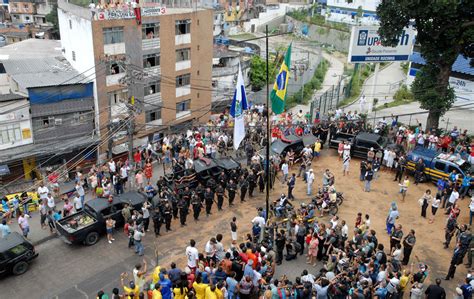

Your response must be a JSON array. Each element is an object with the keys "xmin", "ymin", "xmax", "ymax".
[
  {"xmin": 176, "ymin": 110, "xmax": 191, "ymax": 120},
  {"xmin": 106, "ymin": 73, "xmax": 126, "ymax": 87},
  {"xmin": 104, "ymin": 43, "xmax": 125, "ymax": 55},
  {"xmin": 146, "ymin": 118, "xmax": 163, "ymax": 130},
  {"xmin": 144, "ymin": 66, "xmax": 161, "ymax": 77},
  {"xmin": 176, "ymin": 85, "xmax": 191, "ymax": 98},
  {"xmin": 144, "ymin": 92, "xmax": 162, "ymax": 108},
  {"xmin": 175, "ymin": 60, "xmax": 191, "ymax": 71},
  {"xmin": 175, "ymin": 34, "xmax": 191, "ymax": 45},
  {"xmin": 111, "ymin": 103, "xmax": 128, "ymax": 118},
  {"xmin": 142, "ymin": 38, "xmax": 160, "ymax": 51}
]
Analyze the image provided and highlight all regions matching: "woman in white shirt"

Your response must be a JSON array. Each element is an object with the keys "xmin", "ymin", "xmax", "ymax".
[{"xmin": 429, "ymin": 194, "xmax": 442, "ymax": 224}]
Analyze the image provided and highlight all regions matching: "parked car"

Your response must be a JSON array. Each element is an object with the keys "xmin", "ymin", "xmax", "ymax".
[
  {"xmin": 330, "ymin": 132, "xmax": 402, "ymax": 159},
  {"xmin": 56, "ymin": 191, "xmax": 147, "ymax": 246},
  {"xmin": 0, "ymin": 232, "xmax": 38, "ymax": 275},
  {"xmin": 406, "ymin": 147, "xmax": 473, "ymax": 192}
]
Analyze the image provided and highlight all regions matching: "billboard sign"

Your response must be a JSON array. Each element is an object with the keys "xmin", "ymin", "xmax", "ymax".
[{"xmin": 348, "ymin": 26, "xmax": 416, "ymax": 63}]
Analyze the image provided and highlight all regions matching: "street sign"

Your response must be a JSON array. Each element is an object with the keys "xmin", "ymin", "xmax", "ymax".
[{"xmin": 348, "ymin": 25, "xmax": 416, "ymax": 63}]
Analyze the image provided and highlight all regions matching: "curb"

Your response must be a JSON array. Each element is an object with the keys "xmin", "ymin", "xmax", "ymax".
[{"xmin": 340, "ymin": 62, "xmax": 394, "ymax": 109}]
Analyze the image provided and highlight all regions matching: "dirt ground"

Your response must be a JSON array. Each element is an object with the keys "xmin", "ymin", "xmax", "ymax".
[{"xmin": 149, "ymin": 147, "xmax": 470, "ymax": 294}]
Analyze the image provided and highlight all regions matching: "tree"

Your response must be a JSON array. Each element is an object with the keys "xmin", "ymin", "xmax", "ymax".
[
  {"xmin": 249, "ymin": 56, "xmax": 276, "ymax": 92},
  {"xmin": 376, "ymin": 0, "xmax": 474, "ymax": 130},
  {"xmin": 46, "ymin": 4, "xmax": 60, "ymax": 39}
]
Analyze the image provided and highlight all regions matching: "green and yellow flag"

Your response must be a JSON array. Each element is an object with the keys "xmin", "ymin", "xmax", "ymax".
[{"xmin": 270, "ymin": 43, "xmax": 292, "ymax": 115}]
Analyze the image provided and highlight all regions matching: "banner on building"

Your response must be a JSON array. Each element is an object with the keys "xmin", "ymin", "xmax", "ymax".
[
  {"xmin": 348, "ymin": 25, "xmax": 416, "ymax": 63},
  {"xmin": 97, "ymin": 6, "xmax": 166, "ymax": 21}
]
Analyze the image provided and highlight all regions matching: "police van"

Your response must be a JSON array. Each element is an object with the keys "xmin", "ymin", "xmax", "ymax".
[{"xmin": 406, "ymin": 147, "xmax": 473, "ymax": 190}]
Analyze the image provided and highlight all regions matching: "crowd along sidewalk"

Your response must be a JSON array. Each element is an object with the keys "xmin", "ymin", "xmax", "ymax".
[{"xmin": 8, "ymin": 161, "xmax": 167, "ymax": 245}]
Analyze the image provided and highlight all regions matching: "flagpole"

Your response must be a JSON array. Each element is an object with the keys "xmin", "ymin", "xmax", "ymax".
[{"xmin": 265, "ymin": 25, "xmax": 271, "ymax": 223}]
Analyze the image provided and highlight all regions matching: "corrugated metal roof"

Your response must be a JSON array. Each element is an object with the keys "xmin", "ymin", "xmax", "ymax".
[
  {"xmin": 410, "ymin": 52, "xmax": 474, "ymax": 76},
  {"xmin": 0, "ymin": 92, "xmax": 25, "ymax": 102},
  {"xmin": 2, "ymin": 57, "xmax": 88, "ymax": 90}
]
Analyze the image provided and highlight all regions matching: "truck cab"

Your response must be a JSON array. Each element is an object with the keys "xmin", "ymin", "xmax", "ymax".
[{"xmin": 407, "ymin": 148, "xmax": 473, "ymax": 190}]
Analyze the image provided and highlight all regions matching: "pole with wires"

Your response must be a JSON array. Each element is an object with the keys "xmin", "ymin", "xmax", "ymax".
[{"xmin": 265, "ymin": 25, "xmax": 270, "ymax": 223}]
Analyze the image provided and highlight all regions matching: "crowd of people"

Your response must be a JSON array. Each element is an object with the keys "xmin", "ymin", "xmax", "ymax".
[{"xmin": 1, "ymin": 106, "xmax": 474, "ymax": 299}]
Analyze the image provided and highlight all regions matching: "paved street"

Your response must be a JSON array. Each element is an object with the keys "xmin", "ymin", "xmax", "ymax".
[{"xmin": 0, "ymin": 149, "xmax": 469, "ymax": 298}]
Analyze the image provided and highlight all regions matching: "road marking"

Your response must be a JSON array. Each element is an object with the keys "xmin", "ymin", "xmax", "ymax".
[{"xmin": 75, "ymin": 285, "xmax": 89, "ymax": 299}]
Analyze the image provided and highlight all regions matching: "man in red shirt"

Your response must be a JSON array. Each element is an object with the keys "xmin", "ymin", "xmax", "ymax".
[{"xmin": 133, "ymin": 150, "xmax": 142, "ymax": 169}]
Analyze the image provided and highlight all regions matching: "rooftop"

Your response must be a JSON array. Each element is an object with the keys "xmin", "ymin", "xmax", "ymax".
[
  {"xmin": 2, "ymin": 57, "xmax": 89, "ymax": 91},
  {"xmin": 59, "ymin": 0, "xmax": 209, "ymax": 20},
  {"xmin": 0, "ymin": 39, "xmax": 62, "ymax": 60},
  {"xmin": 0, "ymin": 39, "xmax": 89, "ymax": 91},
  {"xmin": 410, "ymin": 52, "xmax": 474, "ymax": 76},
  {"xmin": 0, "ymin": 92, "xmax": 25, "ymax": 102},
  {"xmin": 0, "ymin": 27, "xmax": 30, "ymax": 38}
]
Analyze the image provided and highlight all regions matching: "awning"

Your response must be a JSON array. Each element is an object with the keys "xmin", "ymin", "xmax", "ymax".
[
  {"xmin": 0, "ymin": 135, "xmax": 100, "ymax": 163},
  {"xmin": 111, "ymin": 137, "xmax": 149, "ymax": 155}
]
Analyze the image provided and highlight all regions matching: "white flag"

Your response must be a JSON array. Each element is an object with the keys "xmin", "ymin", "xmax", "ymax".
[{"xmin": 230, "ymin": 63, "xmax": 248, "ymax": 150}]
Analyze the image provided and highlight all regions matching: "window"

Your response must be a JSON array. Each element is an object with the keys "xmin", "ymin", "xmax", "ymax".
[
  {"xmin": 448, "ymin": 165, "xmax": 459, "ymax": 175},
  {"xmin": 176, "ymin": 74, "xmax": 191, "ymax": 87},
  {"xmin": 143, "ymin": 53, "xmax": 160, "ymax": 68},
  {"xmin": 103, "ymin": 27, "xmax": 124, "ymax": 44},
  {"xmin": 0, "ymin": 124, "xmax": 21, "ymax": 144},
  {"xmin": 434, "ymin": 161, "xmax": 445, "ymax": 171},
  {"xmin": 176, "ymin": 48, "xmax": 190, "ymax": 62},
  {"xmin": 23, "ymin": 4, "xmax": 28, "ymax": 9},
  {"xmin": 175, "ymin": 19, "xmax": 191, "ymax": 35},
  {"xmin": 145, "ymin": 81, "xmax": 161, "ymax": 95},
  {"xmin": 142, "ymin": 22, "xmax": 159, "ymax": 39},
  {"xmin": 69, "ymin": 19, "xmax": 72, "ymax": 29},
  {"xmin": 72, "ymin": 51, "xmax": 76, "ymax": 61},
  {"xmin": 108, "ymin": 90, "xmax": 128, "ymax": 104},
  {"xmin": 146, "ymin": 108, "xmax": 162, "ymax": 123},
  {"xmin": 107, "ymin": 62, "xmax": 125, "ymax": 75},
  {"xmin": 25, "ymin": 16, "xmax": 30, "ymax": 21},
  {"xmin": 72, "ymin": 112, "xmax": 87, "ymax": 124},
  {"xmin": 39, "ymin": 116, "xmax": 55, "ymax": 128},
  {"xmin": 176, "ymin": 99, "xmax": 191, "ymax": 113},
  {"xmin": 13, "ymin": 15, "xmax": 19, "ymax": 20}
]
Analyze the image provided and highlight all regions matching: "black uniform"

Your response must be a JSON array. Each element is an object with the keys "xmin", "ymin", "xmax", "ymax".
[
  {"xmin": 216, "ymin": 185, "xmax": 225, "ymax": 211},
  {"xmin": 163, "ymin": 204, "xmax": 173, "ymax": 231},
  {"xmin": 444, "ymin": 217, "xmax": 457, "ymax": 248},
  {"xmin": 170, "ymin": 194, "xmax": 179, "ymax": 219},
  {"xmin": 152, "ymin": 209, "xmax": 162, "ymax": 236},
  {"xmin": 178, "ymin": 198, "xmax": 188, "ymax": 226},
  {"xmin": 191, "ymin": 195, "xmax": 202, "ymax": 221},
  {"xmin": 394, "ymin": 156, "xmax": 406, "ymax": 182},
  {"xmin": 227, "ymin": 182, "xmax": 237, "ymax": 206},
  {"xmin": 240, "ymin": 179, "xmax": 248, "ymax": 202},
  {"xmin": 204, "ymin": 190, "xmax": 214, "ymax": 216},
  {"xmin": 248, "ymin": 173, "xmax": 256, "ymax": 197}
]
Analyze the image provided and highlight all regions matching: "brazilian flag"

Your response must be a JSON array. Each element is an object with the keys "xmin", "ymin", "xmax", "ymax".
[{"xmin": 270, "ymin": 43, "xmax": 292, "ymax": 115}]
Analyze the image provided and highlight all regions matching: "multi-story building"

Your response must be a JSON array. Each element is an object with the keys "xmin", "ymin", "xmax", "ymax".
[
  {"xmin": 0, "ymin": 39, "xmax": 96, "ymax": 184},
  {"xmin": 322, "ymin": 0, "xmax": 380, "ymax": 25},
  {"xmin": 7, "ymin": 0, "xmax": 54, "ymax": 36},
  {"xmin": 58, "ymin": 0, "xmax": 213, "ymax": 158}
]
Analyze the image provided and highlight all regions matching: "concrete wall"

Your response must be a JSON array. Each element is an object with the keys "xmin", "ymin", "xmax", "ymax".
[
  {"xmin": 287, "ymin": 16, "xmax": 350, "ymax": 52},
  {"xmin": 58, "ymin": 5, "xmax": 98, "ymax": 135}
]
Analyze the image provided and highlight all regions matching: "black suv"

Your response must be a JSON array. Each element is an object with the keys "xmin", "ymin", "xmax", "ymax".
[{"xmin": 0, "ymin": 232, "xmax": 38, "ymax": 275}]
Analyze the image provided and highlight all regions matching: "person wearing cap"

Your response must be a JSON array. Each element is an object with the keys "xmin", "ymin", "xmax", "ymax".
[
  {"xmin": 306, "ymin": 169, "xmax": 315, "ymax": 195},
  {"xmin": 121, "ymin": 272, "xmax": 140, "ymax": 298}
]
